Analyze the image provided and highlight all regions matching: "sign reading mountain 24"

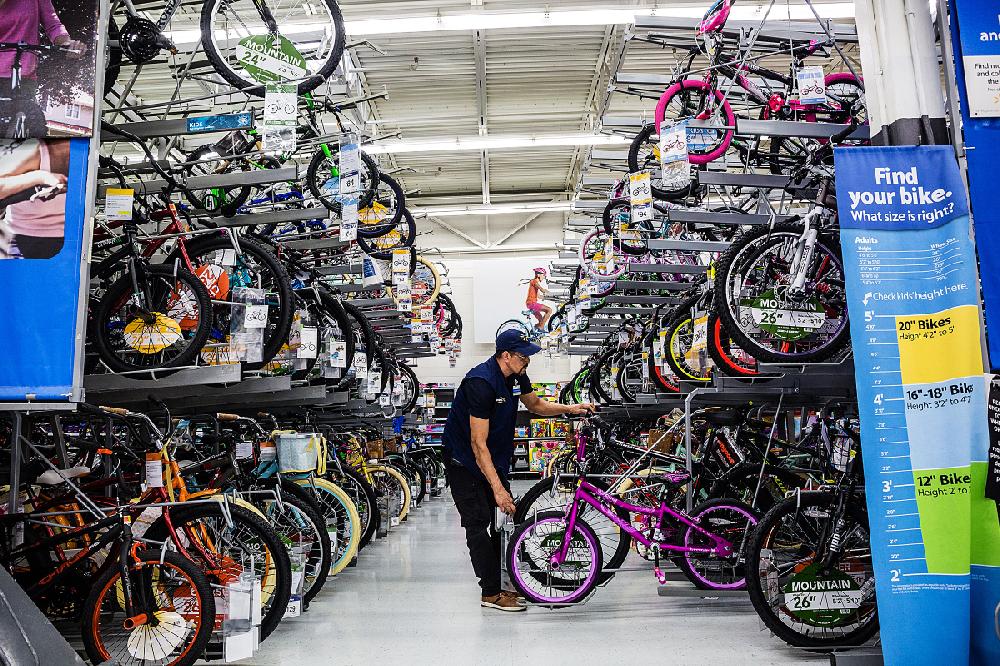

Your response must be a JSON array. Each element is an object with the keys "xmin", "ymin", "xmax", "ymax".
[{"xmin": 236, "ymin": 35, "xmax": 308, "ymax": 84}]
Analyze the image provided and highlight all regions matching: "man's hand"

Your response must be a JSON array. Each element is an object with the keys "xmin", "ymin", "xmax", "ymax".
[
  {"xmin": 55, "ymin": 35, "xmax": 88, "ymax": 59},
  {"xmin": 565, "ymin": 403, "xmax": 596, "ymax": 416},
  {"xmin": 493, "ymin": 485, "xmax": 516, "ymax": 515}
]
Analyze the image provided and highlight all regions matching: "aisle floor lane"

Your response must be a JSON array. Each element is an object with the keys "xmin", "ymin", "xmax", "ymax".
[{"xmin": 245, "ymin": 488, "xmax": 824, "ymax": 666}]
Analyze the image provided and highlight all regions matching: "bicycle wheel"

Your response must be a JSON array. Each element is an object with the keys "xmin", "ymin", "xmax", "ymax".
[
  {"xmin": 601, "ymin": 198, "xmax": 652, "ymax": 255},
  {"xmin": 368, "ymin": 464, "xmax": 412, "ymax": 523},
  {"xmin": 714, "ymin": 223, "xmax": 850, "ymax": 363},
  {"xmin": 307, "ymin": 146, "xmax": 380, "ymax": 212},
  {"xmin": 327, "ymin": 465, "xmax": 380, "ymax": 549},
  {"xmin": 200, "ymin": 0, "xmax": 346, "ymax": 96},
  {"xmin": 92, "ymin": 263, "xmax": 213, "ymax": 374},
  {"xmin": 143, "ymin": 502, "xmax": 291, "ymax": 642},
  {"xmin": 579, "ymin": 228, "xmax": 628, "ymax": 281},
  {"xmin": 169, "ymin": 234, "xmax": 294, "ymax": 369},
  {"xmin": 746, "ymin": 492, "xmax": 878, "ymax": 647},
  {"xmin": 356, "ymin": 208, "xmax": 416, "ymax": 259},
  {"xmin": 664, "ymin": 303, "xmax": 714, "ymax": 382},
  {"xmin": 628, "ymin": 123, "xmax": 700, "ymax": 201},
  {"xmin": 514, "ymin": 476, "xmax": 631, "ymax": 578},
  {"xmin": 675, "ymin": 498, "xmax": 759, "ymax": 590},
  {"xmin": 82, "ymin": 550, "xmax": 215, "ymax": 666},
  {"xmin": 389, "ymin": 256, "xmax": 441, "ymax": 309},
  {"xmin": 358, "ymin": 173, "xmax": 406, "ymax": 233},
  {"xmin": 507, "ymin": 510, "xmax": 603, "ymax": 606},
  {"xmin": 496, "ymin": 318, "xmax": 531, "ymax": 338},
  {"xmin": 258, "ymin": 490, "xmax": 331, "ymax": 604},
  {"xmin": 294, "ymin": 478, "xmax": 361, "ymax": 575},
  {"xmin": 653, "ymin": 79, "xmax": 736, "ymax": 165},
  {"xmin": 707, "ymin": 312, "xmax": 763, "ymax": 377}
]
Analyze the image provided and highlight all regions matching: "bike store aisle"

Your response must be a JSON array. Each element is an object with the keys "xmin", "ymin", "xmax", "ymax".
[{"xmin": 251, "ymin": 484, "xmax": 823, "ymax": 666}]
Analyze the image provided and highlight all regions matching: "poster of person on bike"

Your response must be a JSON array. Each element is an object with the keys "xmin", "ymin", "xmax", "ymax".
[
  {"xmin": 0, "ymin": 0, "xmax": 99, "ymax": 139},
  {"xmin": 0, "ymin": 137, "xmax": 70, "ymax": 259}
]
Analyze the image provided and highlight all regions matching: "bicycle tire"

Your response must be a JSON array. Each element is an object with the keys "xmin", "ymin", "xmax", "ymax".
[
  {"xmin": 168, "ymin": 234, "xmax": 294, "ymax": 368},
  {"xmin": 306, "ymin": 146, "xmax": 380, "ymax": 212},
  {"xmin": 82, "ymin": 550, "xmax": 215, "ymax": 666},
  {"xmin": 92, "ymin": 263, "xmax": 213, "ymax": 374},
  {"xmin": 143, "ymin": 502, "xmax": 291, "ymax": 642},
  {"xmin": 746, "ymin": 492, "xmax": 878, "ymax": 647},
  {"xmin": 295, "ymin": 478, "xmax": 361, "ymax": 575},
  {"xmin": 714, "ymin": 224, "xmax": 850, "ymax": 363},
  {"xmin": 327, "ymin": 465, "xmax": 380, "ymax": 549},
  {"xmin": 358, "ymin": 173, "xmax": 406, "ymax": 234},
  {"xmin": 627, "ymin": 123, "xmax": 700, "ymax": 201},
  {"xmin": 199, "ymin": 0, "xmax": 346, "ymax": 97},
  {"xmin": 674, "ymin": 498, "xmax": 758, "ymax": 590},
  {"xmin": 368, "ymin": 464, "xmax": 411, "ymax": 523},
  {"xmin": 356, "ymin": 207, "xmax": 416, "ymax": 259}
]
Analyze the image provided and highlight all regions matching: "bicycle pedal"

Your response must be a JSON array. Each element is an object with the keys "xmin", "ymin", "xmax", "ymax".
[{"xmin": 653, "ymin": 567, "xmax": 668, "ymax": 585}]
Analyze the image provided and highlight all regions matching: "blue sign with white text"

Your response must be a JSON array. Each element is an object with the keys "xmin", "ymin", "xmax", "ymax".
[{"xmin": 836, "ymin": 145, "xmax": 1000, "ymax": 665}]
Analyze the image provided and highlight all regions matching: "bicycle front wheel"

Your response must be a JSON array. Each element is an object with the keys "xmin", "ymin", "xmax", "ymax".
[
  {"xmin": 82, "ymin": 550, "xmax": 215, "ymax": 666},
  {"xmin": 200, "ymin": 0, "xmax": 346, "ymax": 96}
]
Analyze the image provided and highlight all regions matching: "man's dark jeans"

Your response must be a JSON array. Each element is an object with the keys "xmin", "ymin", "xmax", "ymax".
[{"xmin": 447, "ymin": 461, "xmax": 510, "ymax": 598}]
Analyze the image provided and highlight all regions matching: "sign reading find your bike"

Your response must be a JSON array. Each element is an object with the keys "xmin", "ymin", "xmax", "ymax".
[{"xmin": 835, "ymin": 145, "xmax": 1000, "ymax": 666}]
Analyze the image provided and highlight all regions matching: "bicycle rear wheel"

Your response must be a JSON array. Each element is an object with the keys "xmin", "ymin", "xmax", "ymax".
[
  {"xmin": 200, "ymin": 0, "xmax": 346, "ymax": 96},
  {"xmin": 82, "ymin": 550, "xmax": 215, "ymax": 666}
]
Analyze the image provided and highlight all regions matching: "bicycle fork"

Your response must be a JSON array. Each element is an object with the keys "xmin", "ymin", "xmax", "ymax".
[{"xmin": 788, "ymin": 215, "xmax": 818, "ymax": 296}]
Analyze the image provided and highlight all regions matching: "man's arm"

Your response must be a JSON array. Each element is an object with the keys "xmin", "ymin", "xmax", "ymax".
[
  {"xmin": 519, "ymin": 392, "xmax": 594, "ymax": 417},
  {"xmin": 470, "ymin": 415, "xmax": 516, "ymax": 514}
]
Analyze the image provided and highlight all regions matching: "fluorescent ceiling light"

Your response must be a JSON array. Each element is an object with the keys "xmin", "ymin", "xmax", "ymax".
[
  {"xmin": 414, "ymin": 202, "xmax": 575, "ymax": 217},
  {"xmin": 366, "ymin": 133, "xmax": 629, "ymax": 155},
  {"xmin": 346, "ymin": 5, "xmax": 855, "ymax": 36},
  {"xmin": 166, "ymin": 4, "xmax": 855, "ymax": 43}
]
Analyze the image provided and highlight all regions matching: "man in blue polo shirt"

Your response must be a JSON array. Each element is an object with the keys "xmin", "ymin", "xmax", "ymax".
[{"xmin": 443, "ymin": 329, "xmax": 595, "ymax": 612}]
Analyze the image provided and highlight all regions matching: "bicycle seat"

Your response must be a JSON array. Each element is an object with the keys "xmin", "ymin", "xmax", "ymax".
[
  {"xmin": 701, "ymin": 409, "xmax": 744, "ymax": 427},
  {"xmin": 34, "ymin": 466, "xmax": 91, "ymax": 485},
  {"xmin": 521, "ymin": 309, "xmax": 534, "ymax": 317},
  {"xmin": 661, "ymin": 470, "xmax": 691, "ymax": 486}
]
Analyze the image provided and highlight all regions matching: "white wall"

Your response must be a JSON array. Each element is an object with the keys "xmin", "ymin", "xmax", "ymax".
[{"xmin": 412, "ymin": 254, "xmax": 577, "ymax": 384}]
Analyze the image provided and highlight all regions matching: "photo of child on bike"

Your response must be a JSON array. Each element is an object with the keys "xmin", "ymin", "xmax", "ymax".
[
  {"xmin": 0, "ymin": 137, "xmax": 70, "ymax": 259},
  {"xmin": 0, "ymin": 0, "xmax": 98, "ymax": 139}
]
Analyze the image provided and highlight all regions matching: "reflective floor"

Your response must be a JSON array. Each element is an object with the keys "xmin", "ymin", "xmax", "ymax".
[{"xmin": 247, "ymin": 485, "xmax": 824, "ymax": 665}]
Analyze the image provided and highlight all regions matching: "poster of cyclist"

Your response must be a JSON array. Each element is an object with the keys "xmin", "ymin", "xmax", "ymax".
[
  {"xmin": 0, "ymin": 0, "xmax": 99, "ymax": 139},
  {"xmin": 0, "ymin": 138, "xmax": 70, "ymax": 259}
]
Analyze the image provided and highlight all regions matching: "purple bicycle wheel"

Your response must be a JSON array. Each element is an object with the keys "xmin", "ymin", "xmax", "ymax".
[
  {"xmin": 507, "ymin": 512, "xmax": 603, "ymax": 605},
  {"xmin": 677, "ymin": 499, "xmax": 759, "ymax": 590}
]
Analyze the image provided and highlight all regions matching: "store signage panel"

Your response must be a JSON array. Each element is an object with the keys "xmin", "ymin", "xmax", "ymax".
[
  {"xmin": 954, "ymin": 2, "xmax": 1000, "ymax": 117},
  {"xmin": 835, "ymin": 145, "xmax": 1000, "ymax": 665},
  {"xmin": 0, "ymin": 138, "xmax": 91, "ymax": 401}
]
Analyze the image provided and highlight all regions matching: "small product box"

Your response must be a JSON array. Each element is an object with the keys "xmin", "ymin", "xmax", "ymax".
[
  {"xmin": 530, "ymin": 419, "xmax": 551, "ymax": 438},
  {"xmin": 515, "ymin": 426, "xmax": 530, "ymax": 438},
  {"xmin": 550, "ymin": 420, "xmax": 570, "ymax": 438}
]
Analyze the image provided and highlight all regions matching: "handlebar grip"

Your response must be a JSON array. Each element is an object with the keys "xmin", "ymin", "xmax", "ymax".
[
  {"xmin": 217, "ymin": 412, "xmax": 241, "ymax": 422},
  {"xmin": 99, "ymin": 406, "xmax": 130, "ymax": 417}
]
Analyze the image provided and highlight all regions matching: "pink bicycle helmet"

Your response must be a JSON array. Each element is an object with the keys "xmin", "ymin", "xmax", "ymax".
[{"xmin": 533, "ymin": 267, "xmax": 548, "ymax": 276}]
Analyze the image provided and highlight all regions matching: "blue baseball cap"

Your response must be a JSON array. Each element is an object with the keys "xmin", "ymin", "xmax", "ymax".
[{"xmin": 496, "ymin": 329, "xmax": 542, "ymax": 356}]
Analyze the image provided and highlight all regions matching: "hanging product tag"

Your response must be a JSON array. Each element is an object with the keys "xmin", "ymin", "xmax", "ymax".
[
  {"xmin": 395, "ymin": 283, "xmax": 413, "ymax": 312},
  {"xmin": 262, "ymin": 84, "xmax": 297, "ymax": 153},
  {"xmin": 392, "ymin": 248, "xmax": 411, "ymax": 274},
  {"xmin": 244, "ymin": 303, "xmax": 269, "ymax": 329},
  {"xmin": 340, "ymin": 197, "xmax": 359, "ymax": 241},
  {"xmin": 353, "ymin": 352, "xmax": 369, "ymax": 379},
  {"xmin": 796, "ymin": 65, "xmax": 827, "ymax": 105},
  {"xmin": 362, "ymin": 255, "xmax": 384, "ymax": 287},
  {"xmin": 578, "ymin": 278, "xmax": 591, "ymax": 301},
  {"xmin": 339, "ymin": 135, "xmax": 362, "ymax": 195},
  {"xmin": 259, "ymin": 441, "xmax": 277, "ymax": 462},
  {"xmin": 235, "ymin": 441, "xmax": 253, "ymax": 460},
  {"xmin": 658, "ymin": 119, "xmax": 691, "ymax": 190},
  {"xmin": 105, "ymin": 188, "xmax": 134, "ymax": 221},
  {"xmin": 145, "ymin": 453, "xmax": 163, "ymax": 488},
  {"xmin": 297, "ymin": 326, "xmax": 318, "ymax": 359},
  {"xmin": 329, "ymin": 341, "xmax": 347, "ymax": 368},
  {"xmin": 629, "ymin": 170, "xmax": 653, "ymax": 223},
  {"xmin": 366, "ymin": 372, "xmax": 381, "ymax": 396}
]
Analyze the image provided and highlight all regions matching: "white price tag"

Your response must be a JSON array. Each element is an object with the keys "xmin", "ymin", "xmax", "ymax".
[
  {"xmin": 144, "ymin": 453, "xmax": 163, "ymax": 488},
  {"xmin": 235, "ymin": 441, "xmax": 253, "ymax": 460},
  {"xmin": 796, "ymin": 65, "xmax": 827, "ymax": 105},
  {"xmin": 353, "ymin": 352, "xmax": 368, "ymax": 379},
  {"xmin": 244, "ymin": 303, "xmax": 269, "ymax": 329},
  {"xmin": 264, "ymin": 84, "xmax": 297, "ymax": 124},
  {"xmin": 105, "ymin": 188, "xmax": 134, "ymax": 221},
  {"xmin": 297, "ymin": 326, "xmax": 318, "ymax": 359},
  {"xmin": 329, "ymin": 341, "xmax": 347, "ymax": 368},
  {"xmin": 340, "ymin": 172, "xmax": 361, "ymax": 195},
  {"xmin": 392, "ymin": 248, "xmax": 411, "ymax": 273},
  {"xmin": 340, "ymin": 198, "xmax": 359, "ymax": 241},
  {"xmin": 366, "ymin": 372, "xmax": 381, "ymax": 395}
]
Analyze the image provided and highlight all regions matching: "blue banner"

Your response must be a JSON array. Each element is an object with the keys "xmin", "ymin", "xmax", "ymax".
[
  {"xmin": 950, "ymin": 0, "xmax": 1000, "ymax": 370},
  {"xmin": 835, "ymin": 145, "xmax": 1000, "ymax": 665},
  {"xmin": 0, "ymin": 138, "xmax": 90, "ymax": 401}
]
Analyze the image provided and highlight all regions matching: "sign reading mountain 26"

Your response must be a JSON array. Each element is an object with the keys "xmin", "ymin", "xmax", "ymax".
[
  {"xmin": 782, "ymin": 563, "xmax": 863, "ymax": 628},
  {"xmin": 236, "ymin": 35, "xmax": 308, "ymax": 83}
]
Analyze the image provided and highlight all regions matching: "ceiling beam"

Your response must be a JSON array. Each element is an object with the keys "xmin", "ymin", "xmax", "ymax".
[
  {"xmin": 490, "ymin": 211, "xmax": 544, "ymax": 248},
  {"xmin": 474, "ymin": 29, "xmax": 490, "ymax": 206},
  {"xmin": 427, "ymin": 215, "xmax": 488, "ymax": 249}
]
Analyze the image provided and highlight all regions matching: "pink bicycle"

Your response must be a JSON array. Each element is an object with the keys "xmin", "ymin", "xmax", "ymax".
[
  {"xmin": 506, "ymin": 418, "xmax": 759, "ymax": 605},
  {"xmin": 632, "ymin": 0, "xmax": 866, "ymax": 199}
]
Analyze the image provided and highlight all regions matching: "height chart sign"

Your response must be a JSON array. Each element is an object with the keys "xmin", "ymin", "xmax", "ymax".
[{"xmin": 835, "ymin": 145, "xmax": 1000, "ymax": 665}]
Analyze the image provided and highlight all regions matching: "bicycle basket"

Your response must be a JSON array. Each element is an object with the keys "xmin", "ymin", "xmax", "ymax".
[{"xmin": 276, "ymin": 432, "xmax": 321, "ymax": 473}]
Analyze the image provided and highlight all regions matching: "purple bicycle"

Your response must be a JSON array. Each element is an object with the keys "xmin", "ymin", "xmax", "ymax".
[{"xmin": 506, "ymin": 418, "xmax": 759, "ymax": 605}]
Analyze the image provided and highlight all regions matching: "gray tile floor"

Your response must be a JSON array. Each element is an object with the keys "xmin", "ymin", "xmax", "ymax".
[{"xmin": 246, "ymin": 486, "xmax": 824, "ymax": 666}]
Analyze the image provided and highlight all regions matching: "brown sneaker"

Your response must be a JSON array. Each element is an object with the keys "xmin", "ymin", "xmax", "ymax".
[
  {"xmin": 481, "ymin": 592, "xmax": 526, "ymax": 612},
  {"xmin": 501, "ymin": 590, "xmax": 527, "ymax": 607}
]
